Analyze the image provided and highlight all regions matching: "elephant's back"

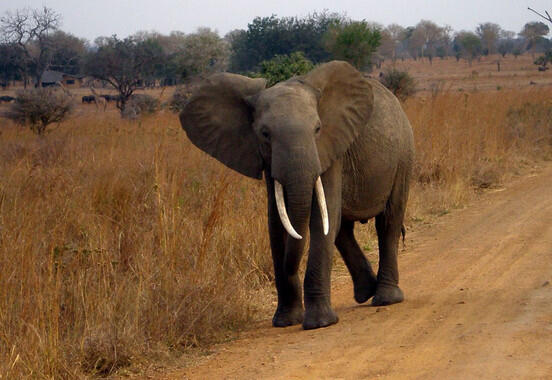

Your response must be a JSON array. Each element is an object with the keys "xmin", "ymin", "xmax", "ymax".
[{"xmin": 341, "ymin": 79, "xmax": 414, "ymax": 220}]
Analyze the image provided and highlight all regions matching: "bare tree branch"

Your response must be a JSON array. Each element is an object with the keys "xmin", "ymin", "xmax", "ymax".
[
  {"xmin": 528, "ymin": 7, "xmax": 552, "ymax": 24},
  {"xmin": 0, "ymin": 7, "xmax": 61, "ymax": 85}
]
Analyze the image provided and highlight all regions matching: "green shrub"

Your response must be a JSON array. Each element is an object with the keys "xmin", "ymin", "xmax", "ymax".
[
  {"xmin": 6, "ymin": 88, "xmax": 74, "ymax": 135},
  {"xmin": 256, "ymin": 52, "xmax": 314, "ymax": 87},
  {"xmin": 379, "ymin": 68, "xmax": 416, "ymax": 101},
  {"xmin": 323, "ymin": 20, "xmax": 382, "ymax": 70}
]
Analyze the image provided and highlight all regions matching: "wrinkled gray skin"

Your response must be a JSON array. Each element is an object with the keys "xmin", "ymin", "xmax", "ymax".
[{"xmin": 180, "ymin": 61, "xmax": 414, "ymax": 330}]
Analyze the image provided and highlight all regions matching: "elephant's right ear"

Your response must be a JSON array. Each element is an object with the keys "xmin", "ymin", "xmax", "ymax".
[{"xmin": 179, "ymin": 73, "xmax": 267, "ymax": 179}]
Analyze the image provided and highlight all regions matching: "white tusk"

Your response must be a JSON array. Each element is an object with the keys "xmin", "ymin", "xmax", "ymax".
[
  {"xmin": 274, "ymin": 180, "xmax": 302, "ymax": 240},
  {"xmin": 315, "ymin": 177, "xmax": 329, "ymax": 235}
]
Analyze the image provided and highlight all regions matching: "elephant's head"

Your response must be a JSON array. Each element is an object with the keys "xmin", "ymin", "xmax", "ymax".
[{"xmin": 180, "ymin": 61, "xmax": 374, "ymax": 239}]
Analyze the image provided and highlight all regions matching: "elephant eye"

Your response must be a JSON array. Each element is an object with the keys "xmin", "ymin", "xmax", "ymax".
[
  {"xmin": 261, "ymin": 130, "xmax": 270, "ymax": 140},
  {"xmin": 315, "ymin": 124, "xmax": 321, "ymax": 135}
]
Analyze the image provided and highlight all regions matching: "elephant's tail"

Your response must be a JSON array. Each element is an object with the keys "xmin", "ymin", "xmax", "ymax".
[{"xmin": 401, "ymin": 225, "xmax": 406, "ymax": 249}]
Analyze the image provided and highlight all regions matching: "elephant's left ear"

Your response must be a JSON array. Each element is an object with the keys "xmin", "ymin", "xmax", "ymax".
[{"xmin": 302, "ymin": 61, "xmax": 374, "ymax": 171}]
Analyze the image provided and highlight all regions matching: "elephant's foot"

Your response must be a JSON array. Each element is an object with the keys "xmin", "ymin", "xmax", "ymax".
[
  {"xmin": 302, "ymin": 301, "xmax": 338, "ymax": 330},
  {"xmin": 372, "ymin": 285, "xmax": 404, "ymax": 306},
  {"xmin": 272, "ymin": 305, "xmax": 304, "ymax": 327},
  {"xmin": 353, "ymin": 273, "xmax": 378, "ymax": 304}
]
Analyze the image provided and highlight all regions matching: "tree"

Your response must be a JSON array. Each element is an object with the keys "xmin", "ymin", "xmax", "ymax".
[
  {"xmin": 379, "ymin": 24, "xmax": 405, "ymax": 62},
  {"xmin": 497, "ymin": 30, "xmax": 516, "ymax": 57},
  {"xmin": 520, "ymin": 22, "xmax": 550, "ymax": 56},
  {"xmin": 173, "ymin": 27, "xmax": 229, "ymax": 78},
  {"xmin": 133, "ymin": 30, "xmax": 186, "ymax": 85},
  {"xmin": 228, "ymin": 12, "xmax": 344, "ymax": 72},
  {"xmin": 476, "ymin": 23, "xmax": 502, "ymax": 55},
  {"xmin": 47, "ymin": 31, "xmax": 87, "ymax": 74},
  {"xmin": 127, "ymin": 29, "xmax": 230, "ymax": 86},
  {"xmin": 528, "ymin": 9, "xmax": 552, "ymax": 72},
  {"xmin": 410, "ymin": 20, "xmax": 446, "ymax": 64},
  {"xmin": 455, "ymin": 31, "xmax": 482, "ymax": 66},
  {"xmin": 0, "ymin": 43, "xmax": 25, "ymax": 86},
  {"xmin": 256, "ymin": 51, "xmax": 314, "ymax": 86},
  {"xmin": 6, "ymin": 88, "xmax": 74, "ymax": 135},
  {"xmin": 403, "ymin": 26, "xmax": 421, "ymax": 60},
  {"xmin": 84, "ymin": 35, "xmax": 162, "ymax": 112},
  {"xmin": 226, "ymin": 28, "xmax": 249, "ymax": 72},
  {"xmin": 0, "ymin": 7, "xmax": 61, "ymax": 87},
  {"xmin": 527, "ymin": 7, "xmax": 552, "ymax": 25},
  {"xmin": 324, "ymin": 20, "xmax": 382, "ymax": 70}
]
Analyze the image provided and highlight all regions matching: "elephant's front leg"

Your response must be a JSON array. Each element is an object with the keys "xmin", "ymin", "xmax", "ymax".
[
  {"xmin": 266, "ymin": 176, "xmax": 305, "ymax": 327},
  {"xmin": 303, "ymin": 161, "xmax": 342, "ymax": 330}
]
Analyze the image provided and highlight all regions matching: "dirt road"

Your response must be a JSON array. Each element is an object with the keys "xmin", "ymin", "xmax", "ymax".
[{"xmin": 166, "ymin": 164, "xmax": 552, "ymax": 379}]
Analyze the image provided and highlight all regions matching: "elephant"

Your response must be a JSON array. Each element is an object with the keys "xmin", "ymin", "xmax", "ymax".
[{"xmin": 179, "ymin": 61, "xmax": 414, "ymax": 330}]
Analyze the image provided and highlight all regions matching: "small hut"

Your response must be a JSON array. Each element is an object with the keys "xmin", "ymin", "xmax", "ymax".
[{"xmin": 40, "ymin": 71, "xmax": 85, "ymax": 88}]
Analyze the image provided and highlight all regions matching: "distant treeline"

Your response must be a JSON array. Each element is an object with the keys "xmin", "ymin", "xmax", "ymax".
[{"xmin": 1, "ymin": 8, "xmax": 551, "ymax": 88}]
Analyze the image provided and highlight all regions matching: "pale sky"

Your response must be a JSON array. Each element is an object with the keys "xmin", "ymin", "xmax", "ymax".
[{"xmin": 1, "ymin": 0, "xmax": 550, "ymax": 42}]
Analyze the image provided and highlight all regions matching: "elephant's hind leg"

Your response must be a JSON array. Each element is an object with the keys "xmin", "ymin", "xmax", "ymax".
[
  {"xmin": 372, "ymin": 170, "xmax": 408, "ymax": 306},
  {"xmin": 335, "ymin": 219, "xmax": 377, "ymax": 303}
]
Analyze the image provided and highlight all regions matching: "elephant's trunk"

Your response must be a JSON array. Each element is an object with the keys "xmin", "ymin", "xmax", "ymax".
[{"xmin": 274, "ymin": 176, "xmax": 329, "ymax": 240}]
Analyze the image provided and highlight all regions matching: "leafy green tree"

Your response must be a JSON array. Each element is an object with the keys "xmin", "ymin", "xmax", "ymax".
[
  {"xmin": 256, "ymin": 51, "xmax": 314, "ymax": 86},
  {"xmin": 0, "ymin": 43, "xmax": 25, "ymax": 85},
  {"xmin": 47, "ymin": 30, "xmax": 87, "ymax": 74},
  {"xmin": 84, "ymin": 35, "xmax": 162, "ymax": 112},
  {"xmin": 454, "ymin": 31, "xmax": 482, "ymax": 66},
  {"xmin": 228, "ymin": 12, "xmax": 343, "ymax": 72},
  {"xmin": 131, "ymin": 30, "xmax": 184, "ymax": 85},
  {"xmin": 324, "ymin": 20, "xmax": 382, "ymax": 70}
]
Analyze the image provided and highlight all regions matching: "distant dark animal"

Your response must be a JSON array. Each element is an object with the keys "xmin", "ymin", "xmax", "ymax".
[
  {"xmin": 82, "ymin": 95, "xmax": 96, "ymax": 104},
  {"xmin": 538, "ymin": 66, "xmax": 549, "ymax": 72},
  {"xmin": 100, "ymin": 94, "xmax": 119, "ymax": 102},
  {"xmin": 0, "ymin": 95, "xmax": 15, "ymax": 103}
]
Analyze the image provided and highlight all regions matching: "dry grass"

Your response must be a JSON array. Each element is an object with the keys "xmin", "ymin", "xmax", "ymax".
[
  {"xmin": 0, "ymin": 85, "xmax": 551, "ymax": 378},
  {"xmin": 0, "ymin": 111, "xmax": 273, "ymax": 377},
  {"xmin": 378, "ymin": 54, "xmax": 552, "ymax": 93},
  {"xmin": 406, "ymin": 88, "xmax": 552, "ymax": 219}
]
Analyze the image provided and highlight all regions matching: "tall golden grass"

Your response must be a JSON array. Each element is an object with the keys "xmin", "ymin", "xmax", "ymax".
[{"xmin": 0, "ymin": 88, "xmax": 551, "ymax": 377}]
